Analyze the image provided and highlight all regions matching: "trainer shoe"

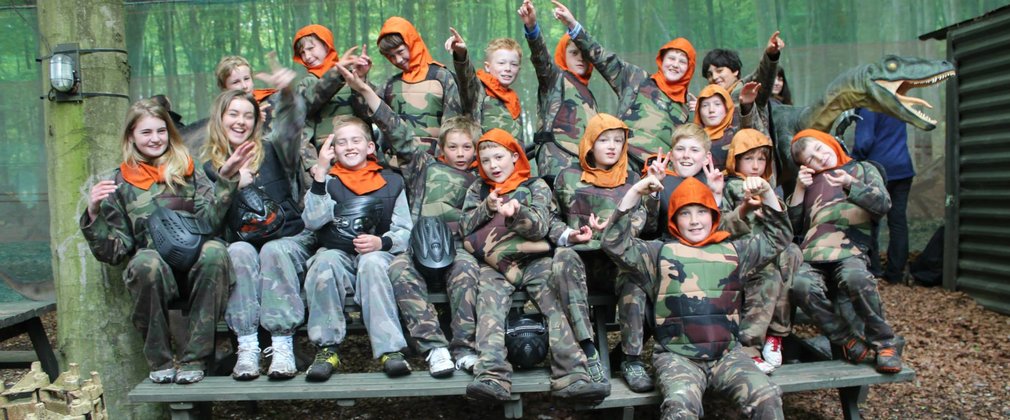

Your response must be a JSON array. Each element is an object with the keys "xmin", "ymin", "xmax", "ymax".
[
  {"xmin": 585, "ymin": 352, "xmax": 610, "ymax": 387},
  {"xmin": 426, "ymin": 347, "xmax": 455, "ymax": 378},
  {"xmin": 551, "ymin": 379, "xmax": 610, "ymax": 401},
  {"xmin": 232, "ymin": 334, "xmax": 261, "ymax": 380},
  {"xmin": 752, "ymin": 356, "xmax": 775, "ymax": 374},
  {"xmin": 840, "ymin": 337, "xmax": 871, "ymax": 364},
  {"xmin": 620, "ymin": 360, "xmax": 654, "ymax": 393},
  {"xmin": 148, "ymin": 367, "xmax": 176, "ymax": 384},
  {"xmin": 381, "ymin": 351, "xmax": 412, "ymax": 377},
  {"xmin": 174, "ymin": 363, "xmax": 205, "ymax": 384},
  {"xmin": 455, "ymin": 354, "xmax": 478, "ymax": 373},
  {"xmin": 466, "ymin": 379, "xmax": 511, "ymax": 402},
  {"xmin": 265, "ymin": 335, "xmax": 297, "ymax": 379},
  {"xmin": 305, "ymin": 346, "xmax": 340, "ymax": 382},
  {"xmin": 876, "ymin": 346, "xmax": 902, "ymax": 373},
  {"xmin": 762, "ymin": 336, "xmax": 783, "ymax": 368}
]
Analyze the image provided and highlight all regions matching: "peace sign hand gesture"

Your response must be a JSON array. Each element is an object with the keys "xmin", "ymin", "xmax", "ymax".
[{"xmin": 647, "ymin": 147, "xmax": 672, "ymax": 182}]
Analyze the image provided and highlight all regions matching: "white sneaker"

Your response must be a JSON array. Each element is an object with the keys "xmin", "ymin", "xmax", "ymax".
[
  {"xmin": 232, "ymin": 334, "xmax": 261, "ymax": 380},
  {"xmin": 752, "ymin": 356, "xmax": 775, "ymax": 374},
  {"xmin": 455, "ymin": 354, "xmax": 478, "ymax": 373},
  {"xmin": 426, "ymin": 347, "xmax": 455, "ymax": 378},
  {"xmin": 265, "ymin": 335, "xmax": 297, "ymax": 379},
  {"xmin": 762, "ymin": 336, "xmax": 783, "ymax": 368}
]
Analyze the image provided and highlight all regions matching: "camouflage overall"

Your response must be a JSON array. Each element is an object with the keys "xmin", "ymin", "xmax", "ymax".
[
  {"xmin": 453, "ymin": 51, "xmax": 526, "ymax": 150},
  {"xmin": 380, "ymin": 63, "xmax": 462, "ymax": 139}
]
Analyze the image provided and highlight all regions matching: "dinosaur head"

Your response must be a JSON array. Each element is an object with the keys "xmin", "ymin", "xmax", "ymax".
[{"xmin": 865, "ymin": 55, "xmax": 955, "ymax": 130}]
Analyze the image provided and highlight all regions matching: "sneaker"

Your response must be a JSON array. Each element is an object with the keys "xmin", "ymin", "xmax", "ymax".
[
  {"xmin": 426, "ymin": 347, "xmax": 455, "ymax": 378},
  {"xmin": 306, "ymin": 346, "xmax": 340, "ymax": 382},
  {"xmin": 840, "ymin": 337, "xmax": 871, "ymax": 364},
  {"xmin": 762, "ymin": 336, "xmax": 783, "ymax": 368},
  {"xmin": 752, "ymin": 356, "xmax": 775, "ymax": 374},
  {"xmin": 264, "ymin": 335, "xmax": 297, "ymax": 379},
  {"xmin": 551, "ymin": 379, "xmax": 610, "ymax": 401},
  {"xmin": 148, "ymin": 367, "xmax": 176, "ymax": 384},
  {"xmin": 174, "ymin": 363, "xmax": 205, "ymax": 384},
  {"xmin": 232, "ymin": 335, "xmax": 261, "ymax": 380},
  {"xmin": 381, "ymin": 352, "xmax": 412, "ymax": 377},
  {"xmin": 466, "ymin": 379, "xmax": 511, "ymax": 402},
  {"xmin": 876, "ymin": 346, "xmax": 902, "ymax": 373},
  {"xmin": 585, "ymin": 352, "xmax": 609, "ymax": 386},
  {"xmin": 620, "ymin": 360, "xmax": 654, "ymax": 393},
  {"xmin": 455, "ymin": 354, "xmax": 478, "ymax": 373}
]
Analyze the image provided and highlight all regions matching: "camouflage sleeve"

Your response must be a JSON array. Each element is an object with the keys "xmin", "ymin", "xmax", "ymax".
[
  {"xmin": 847, "ymin": 162, "xmax": 891, "ymax": 219},
  {"xmin": 383, "ymin": 190, "xmax": 413, "ymax": 254},
  {"xmin": 752, "ymin": 51, "xmax": 779, "ymax": 108},
  {"xmin": 570, "ymin": 28, "xmax": 648, "ymax": 98},
  {"xmin": 370, "ymin": 102, "xmax": 431, "ymax": 186},
  {"xmin": 527, "ymin": 30, "xmax": 561, "ymax": 101},
  {"xmin": 641, "ymin": 192, "xmax": 662, "ymax": 237},
  {"xmin": 460, "ymin": 180, "xmax": 493, "ymax": 236},
  {"xmin": 302, "ymin": 177, "xmax": 337, "ymax": 231},
  {"xmin": 350, "ymin": 84, "xmax": 376, "ymax": 124},
  {"xmin": 547, "ymin": 191, "xmax": 571, "ymax": 245},
  {"xmin": 79, "ymin": 186, "xmax": 135, "ymax": 266},
  {"xmin": 193, "ymin": 167, "xmax": 239, "ymax": 234},
  {"xmin": 301, "ymin": 70, "xmax": 346, "ymax": 118},
  {"xmin": 787, "ymin": 201, "xmax": 805, "ymax": 235},
  {"xmin": 731, "ymin": 203, "xmax": 791, "ymax": 277},
  {"xmin": 601, "ymin": 207, "xmax": 662, "ymax": 285},
  {"xmin": 438, "ymin": 66, "xmax": 463, "ymax": 120},
  {"xmin": 265, "ymin": 87, "xmax": 308, "ymax": 173},
  {"xmin": 507, "ymin": 180, "xmax": 552, "ymax": 240},
  {"xmin": 720, "ymin": 206, "xmax": 753, "ymax": 239},
  {"xmin": 453, "ymin": 51, "xmax": 481, "ymax": 118}
]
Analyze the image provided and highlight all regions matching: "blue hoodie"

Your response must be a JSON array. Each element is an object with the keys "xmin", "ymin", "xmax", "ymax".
[{"xmin": 853, "ymin": 108, "xmax": 915, "ymax": 181}]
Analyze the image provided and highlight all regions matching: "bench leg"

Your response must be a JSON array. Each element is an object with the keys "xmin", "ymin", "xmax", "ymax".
[
  {"xmin": 593, "ymin": 305, "xmax": 611, "ymax": 375},
  {"xmin": 169, "ymin": 403, "xmax": 197, "ymax": 420},
  {"xmin": 838, "ymin": 386, "xmax": 863, "ymax": 420},
  {"xmin": 25, "ymin": 317, "xmax": 59, "ymax": 382},
  {"xmin": 620, "ymin": 406, "xmax": 635, "ymax": 420},
  {"xmin": 503, "ymin": 395, "xmax": 523, "ymax": 419}
]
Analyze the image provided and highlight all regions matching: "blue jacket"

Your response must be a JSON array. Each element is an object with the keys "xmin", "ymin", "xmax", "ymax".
[{"xmin": 853, "ymin": 108, "xmax": 915, "ymax": 181}]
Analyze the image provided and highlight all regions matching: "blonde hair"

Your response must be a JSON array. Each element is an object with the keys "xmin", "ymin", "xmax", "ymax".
[
  {"xmin": 438, "ymin": 116, "xmax": 481, "ymax": 149},
  {"xmin": 214, "ymin": 56, "xmax": 251, "ymax": 91},
  {"xmin": 672, "ymin": 123, "xmax": 711, "ymax": 152},
  {"xmin": 202, "ymin": 90, "xmax": 265, "ymax": 173},
  {"xmin": 121, "ymin": 99, "xmax": 191, "ymax": 192},
  {"xmin": 478, "ymin": 140, "xmax": 507, "ymax": 152},
  {"xmin": 331, "ymin": 115, "xmax": 373, "ymax": 142},
  {"xmin": 484, "ymin": 38, "xmax": 522, "ymax": 62}
]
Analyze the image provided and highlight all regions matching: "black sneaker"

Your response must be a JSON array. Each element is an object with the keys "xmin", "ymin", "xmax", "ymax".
[
  {"xmin": 466, "ymin": 379, "xmax": 511, "ymax": 402},
  {"xmin": 381, "ymin": 351, "xmax": 412, "ymax": 377},
  {"xmin": 621, "ymin": 360, "xmax": 654, "ymax": 393},
  {"xmin": 551, "ymin": 379, "xmax": 610, "ymax": 401},
  {"xmin": 840, "ymin": 337, "xmax": 871, "ymax": 364},
  {"xmin": 305, "ymin": 346, "xmax": 340, "ymax": 382}
]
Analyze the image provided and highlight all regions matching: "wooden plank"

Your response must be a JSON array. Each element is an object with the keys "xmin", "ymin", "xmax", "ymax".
[
  {"xmin": 0, "ymin": 301, "xmax": 56, "ymax": 329},
  {"xmin": 0, "ymin": 350, "xmax": 39, "ymax": 364}
]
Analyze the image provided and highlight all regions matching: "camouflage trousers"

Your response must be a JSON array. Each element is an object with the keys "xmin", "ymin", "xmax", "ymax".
[
  {"xmin": 388, "ymin": 248, "xmax": 479, "ymax": 358},
  {"xmin": 303, "ymin": 248, "xmax": 407, "ymax": 358},
  {"xmin": 791, "ymin": 255, "xmax": 896, "ymax": 349},
  {"xmin": 225, "ymin": 230, "xmax": 315, "ymax": 336},
  {"xmin": 654, "ymin": 347, "xmax": 784, "ymax": 420},
  {"xmin": 474, "ymin": 257, "xmax": 590, "ymax": 392},
  {"xmin": 550, "ymin": 248, "xmax": 649, "ymax": 357},
  {"xmin": 535, "ymin": 141, "xmax": 578, "ymax": 185},
  {"xmin": 738, "ymin": 243, "xmax": 801, "ymax": 357},
  {"xmin": 124, "ymin": 242, "xmax": 231, "ymax": 371}
]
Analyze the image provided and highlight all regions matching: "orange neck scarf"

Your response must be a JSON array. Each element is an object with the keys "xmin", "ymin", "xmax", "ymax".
[
  {"xmin": 649, "ymin": 38, "xmax": 696, "ymax": 104},
  {"xmin": 476, "ymin": 70, "xmax": 521, "ymax": 120},
  {"xmin": 292, "ymin": 24, "xmax": 339, "ymax": 78},
  {"xmin": 378, "ymin": 17, "xmax": 443, "ymax": 83},
  {"xmin": 476, "ymin": 129, "xmax": 530, "ymax": 194},
  {"xmin": 253, "ymin": 88, "xmax": 276, "ymax": 103},
  {"xmin": 579, "ymin": 113, "xmax": 629, "ymax": 188},
  {"xmin": 667, "ymin": 177, "xmax": 730, "ymax": 246},
  {"xmin": 694, "ymin": 84, "xmax": 735, "ymax": 141},
  {"xmin": 726, "ymin": 129, "xmax": 773, "ymax": 180},
  {"xmin": 792, "ymin": 129, "xmax": 852, "ymax": 174},
  {"xmin": 120, "ymin": 157, "xmax": 194, "ymax": 191},
  {"xmin": 555, "ymin": 34, "xmax": 593, "ymax": 86},
  {"xmin": 328, "ymin": 155, "xmax": 387, "ymax": 195}
]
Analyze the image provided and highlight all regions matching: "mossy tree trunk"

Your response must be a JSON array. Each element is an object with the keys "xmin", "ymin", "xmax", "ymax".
[{"xmin": 38, "ymin": 0, "xmax": 165, "ymax": 418}]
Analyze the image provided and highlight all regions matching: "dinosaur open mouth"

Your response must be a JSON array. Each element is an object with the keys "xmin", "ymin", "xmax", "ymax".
[{"xmin": 874, "ymin": 70, "xmax": 955, "ymax": 126}]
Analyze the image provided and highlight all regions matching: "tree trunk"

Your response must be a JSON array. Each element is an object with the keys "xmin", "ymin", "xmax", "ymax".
[{"xmin": 37, "ymin": 0, "xmax": 164, "ymax": 418}]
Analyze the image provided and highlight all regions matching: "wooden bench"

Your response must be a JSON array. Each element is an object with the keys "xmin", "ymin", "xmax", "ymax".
[{"xmin": 0, "ymin": 300, "xmax": 59, "ymax": 382}]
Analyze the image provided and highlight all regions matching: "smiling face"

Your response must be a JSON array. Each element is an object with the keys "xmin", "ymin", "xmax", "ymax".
[
  {"xmin": 441, "ymin": 131, "xmax": 476, "ymax": 171},
  {"xmin": 224, "ymin": 65, "xmax": 254, "ymax": 93},
  {"xmin": 479, "ymin": 143, "xmax": 518, "ymax": 184},
  {"xmin": 564, "ymin": 42, "xmax": 588, "ymax": 77},
  {"xmin": 383, "ymin": 43, "xmax": 412, "ymax": 71},
  {"xmin": 737, "ymin": 147, "xmax": 769, "ymax": 178},
  {"xmin": 675, "ymin": 203, "xmax": 714, "ymax": 244},
  {"xmin": 332, "ymin": 124, "xmax": 375, "ymax": 170},
  {"xmin": 590, "ymin": 128, "xmax": 625, "ymax": 170},
  {"xmin": 660, "ymin": 49, "xmax": 690, "ymax": 83},
  {"xmin": 484, "ymin": 48, "xmax": 521, "ymax": 87},
  {"xmin": 706, "ymin": 65, "xmax": 740, "ymax": 90},
  {"xmin": 796, "ymin": 139, "xmax": 838, "ymax": 173},
  {"xmin": 772, "ymin": 75, "xmax": 784, "ymax": 95},
  {"xmin": 298, "ymin": 35, "xmax": 329, "ymax": 69},
  {"xmin": 222, "ymin": 98, "xmax": 256, "ymax": 148},
  {"xmin": 131, "ymin": 115, "xmax": 170, "ymax": 160},
  {"xmin": 699, "ymin": 95, "xmax": 728, "ymax": 128},
  {"xmin": 672, "ymin": 137, "xmax": 710, "ymax": 177}
]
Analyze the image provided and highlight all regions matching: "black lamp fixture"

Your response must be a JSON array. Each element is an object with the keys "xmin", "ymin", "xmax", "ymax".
[{"xmin": 40, "ymin": 43, "xmax": 130, "ymax": 103}]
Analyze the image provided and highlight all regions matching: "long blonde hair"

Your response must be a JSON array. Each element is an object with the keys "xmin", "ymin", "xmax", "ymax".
[
  {"xmin": 121, "ymin": 99, "xmax": 190, "ymax": 192},
  {"xmin": 202, "ymin": 90, "xmax": 264, "ymax": 173}
]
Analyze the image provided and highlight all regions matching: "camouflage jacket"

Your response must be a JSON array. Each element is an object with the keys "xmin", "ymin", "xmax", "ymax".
[
  {"xmin": 788, "ymin": 161, "xmax": 890, "ymax": 262},
  {"xmin": 571, "ymin": 29, "xmax": 689, "ymax": 168},
  {"xmin": 719, "ymin": 176, "xmax": 789, "ymax": 239},
  {"xmin": 370, "ymin": 102, "xmax": 478, "ymax": 237},
  {"xmin": 601, "ymin": 201, "xmax": 790, "ymax": 360},
  {"xmin": 548, "ymin": 167, "xmax": 645, "ymax": 251},
  {"xmin": 80, "ymin": 167, "xmax": 238, "ymax": 265},
  {"xmin": 452, "ymin": 51, "xmax": 526, "ymax": 149},
  {"xmin": 461, "ymin": 178, "xmax": 552, "ymax": 274},
  {"xmin": 708, "ymin": 114, "xmax": 741, "ymax": 172},
  {"xmin": 527, "ymin": 29, "xmax": 598, "ymax": 178},
  {"xmin": 297, "ymin": 69, "xmax": 375, "ymax": 149},
  {"xmin": 729, "ymin": 50, "xmax": 779, "ymax": 137},
  {"xmin": 381, "ymin": 63, "xmax": 462, "ymax": 139}
]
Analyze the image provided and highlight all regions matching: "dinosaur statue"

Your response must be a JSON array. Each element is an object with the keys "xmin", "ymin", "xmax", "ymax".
[{"xmin": 769, "ymin": 55, "xmax": 956, "ymax": 191}]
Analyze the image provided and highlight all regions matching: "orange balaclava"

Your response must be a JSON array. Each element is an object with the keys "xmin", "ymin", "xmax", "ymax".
[
  {"xmin": 120, "ymin": 157, "xmax": 194, "ymax": 191},
  {"xmin": 666, "ymin": 176, "xmax": 730, "ymax": 246},
  {"xmin": 292, "ymin": 24, "xmax": 339, "ymax": 78},
  {"xmin": 791, "ymin": 129, "xmax": 852, "ymax": 173},
  {"xmin": 726, "ymin": 129, "xmax": 774, "ymax": 180},
  {"xmin": 476, "ymin": 128, "xmax": 530, "ymax": 194},
  {"xmin": 378, "ymin": 17, "xmax": 444, "ymax": 83},
  {"xmin": 555, "ymin": 34, "xmax": 593, "ymax": 86},
  {"xmin": 579, "ymin": 113, "xmax": 629, "ymax": 188},
  {"xmin": 694, "ymin": 84, "xmax": 735, "ymax": 141},
  {"xmin": 650, "ymin": 38, "xmax": 696, "ymax": 104}
]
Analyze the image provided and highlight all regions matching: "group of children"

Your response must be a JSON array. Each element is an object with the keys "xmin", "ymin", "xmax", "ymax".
[{"xmin": 80, "ymin": 1, "xmax": 902, "ymax": 417}]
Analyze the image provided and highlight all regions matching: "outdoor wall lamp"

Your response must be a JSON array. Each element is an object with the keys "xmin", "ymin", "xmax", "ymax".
[{"xmin": 39, "ymin": 43, "xmax": 130, "ymax": 103}]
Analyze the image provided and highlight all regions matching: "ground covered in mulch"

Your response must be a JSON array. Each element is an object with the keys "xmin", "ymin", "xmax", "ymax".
[{"xmin": 3, "ymin": 281, "xmax": 1008, "ymax": 419}]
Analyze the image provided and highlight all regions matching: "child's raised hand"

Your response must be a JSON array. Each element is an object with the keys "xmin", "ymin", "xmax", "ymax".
[
  {"xmin": 823, "ymin": 169, "xmax": 855, "ymax": 188},
  {"xmin": 220, "ymin": 141, "xmax": 258, "ymax": 180},
  {"xmin": 632, "ymin": 174, "xmax": 664, "ymax": 196},
  {"xmin": 647, "ymin": 147, "xmax": 671, "ymax": 182},
  {"xmin": 739, "ymin": 81, "xmax": 761, "ymax": 106},
  {"xmin": 314, "ymin": 135, "xmax": 336, "ymax": 182},
  {"xmin": 353, "ymin": 44, "xmax": 372, "ymax": 79},
  {"xmin": 702, "ymin": 156, "xmax": 725, "ymax": 196},
  {"xmin": 336, "ymin": 46, "xmax": 360, "ymax": 69},
  {"xmin": 796, "ymin": 165, "xmax": 815, "ymax": 189},
  {"xmin": 334, "ymin": 63, "xmax": 369, "ymax": 93},
  {"xmin": 518, "ymin": 0, "xmax": 537, "ymax": 29},
  {"xmin": 498, "ymin": 199, "xmax": 521, "ymax": 218},
  {"xmin": 551, "ymin": 1, "xmax": 577, "ymax": 30},
  {"xmin": 486, "ymin": 188, "xmax": 502, "ymax": 213},
  {"xmin": 445, "ymin": 27, "xmax": 467, "ymax": 55},
  {"xmin": 588, "ymin": 212, "xmax": 608, "ymax": 232},
  {"xmin": 766, "ymin": 31, "xmax": 785, "ymax": 55},
  {"xmin": 743, "ymin": 176, "xmax": 771, "ymax": 197},
  {"xmin": 687, "ymin": 92, "xmax": 698, "ymax": 113},
  {"xmin": 255, "ymin": 51, "xmax": 297, "ymax": 91},
  {"xmin": 87, "ymin": 180, "xmax": 118, "ymax": 221}
]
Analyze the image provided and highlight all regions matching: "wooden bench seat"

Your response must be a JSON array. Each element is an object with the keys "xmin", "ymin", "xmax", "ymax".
[{"xmin": 0, "ymin": 300, "xmax": 59, "ymax": 381}]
